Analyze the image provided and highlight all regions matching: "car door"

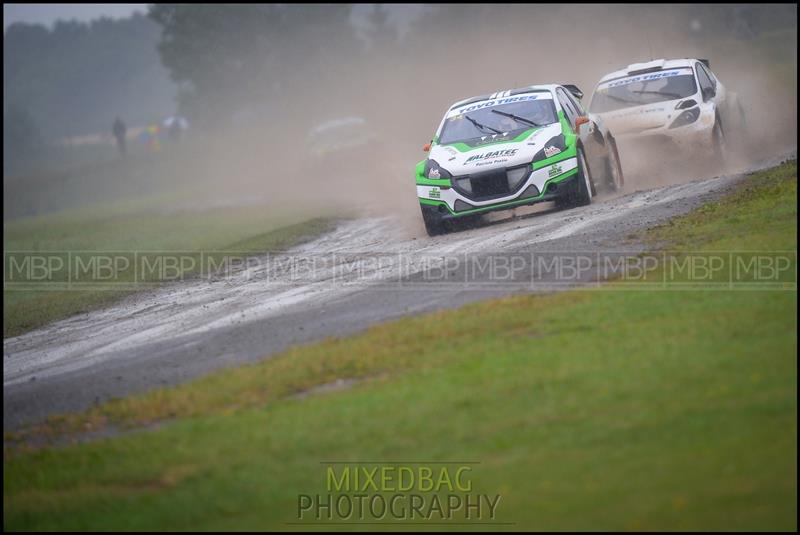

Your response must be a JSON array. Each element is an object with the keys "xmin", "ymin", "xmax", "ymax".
[
  {"xmin": 701, "ymin": 62, "xmax": 732, "ymax": 126},
  {"xmin": 700, "ymin": 62, "xmax": 726, "ymax": 108},
  {"xmin": 695, "ymin": 62, "xmax": 723, "ymax": 132}
]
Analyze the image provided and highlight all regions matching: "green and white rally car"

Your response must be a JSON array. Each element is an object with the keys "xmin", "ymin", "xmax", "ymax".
[{"xmin": 416, "ymin": 84, "xmax": 624, "ymax": 236}]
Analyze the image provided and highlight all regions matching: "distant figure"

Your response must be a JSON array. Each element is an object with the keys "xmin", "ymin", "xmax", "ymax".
[{"xmin": 112, "ymin": 116, "xmax": 127, "ymax": 157}]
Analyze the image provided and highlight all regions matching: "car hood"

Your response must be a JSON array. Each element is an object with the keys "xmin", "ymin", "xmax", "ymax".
[
  {"xmin": 431, "ymin": 123, "xmax": 563, "ymax": 176},
  {"xmin": 595, "ymin": 102, "xmax": 679, "ymax": 135}
]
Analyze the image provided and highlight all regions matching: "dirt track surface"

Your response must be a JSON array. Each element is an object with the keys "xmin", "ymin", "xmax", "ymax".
[{"xmin": 3, "ymin": 153, "xmax": 794, "ymax": 430}]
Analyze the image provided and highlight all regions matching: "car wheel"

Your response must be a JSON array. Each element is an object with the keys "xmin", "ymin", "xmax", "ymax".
[
  {"xmin": 556, "ymin": 147, "xmax": 593, "ymax": 209},
  {"xmin": 712, "ymin": 116, "xmax": 728, "ymax": 167},
  {"xmin": 449, "ymin": 213, "xmax": 482, "ymax": 232},
  {"xmin": 605, "ymin": 137, "xmax": 625, "ymax": 191},
  {"xmin": 421, "ymin": 205, "xmax": 448, "ymax": 236}
]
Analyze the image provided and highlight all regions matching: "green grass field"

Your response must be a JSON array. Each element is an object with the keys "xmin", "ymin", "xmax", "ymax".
[
  {"xmin": 3, "ymin": 162, "xmax": 797, "ymax": 531},
  {"xmin": 3, "ymin": 196, "xmax": 335, "ymax": 338}
]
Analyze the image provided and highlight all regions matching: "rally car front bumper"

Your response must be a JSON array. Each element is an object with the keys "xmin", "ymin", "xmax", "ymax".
[
  {"xmin": 417, "ymin": 155, "xmax": 579, "ymax": 218},
  {"xmin": 614, "ymin": 111, "xmax": 716, "ymax": 153}
]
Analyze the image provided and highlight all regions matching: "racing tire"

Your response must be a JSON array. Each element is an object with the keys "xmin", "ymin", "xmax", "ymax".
[
  {"xmin": 555, "ymin": 147, "xmax": 593, "ymax": 209},
  {"xmin": 449, "ymin": 213, "xmax": 483, "ymax": 232},
  {"xmin": 421, "ymin": 205, "xmax": 448, "ymax": 237},
  {"xmin": 711, "ymin": 116, "xmax": 728, "ymax": 169},
  {"xmin": 604, "ymin": 137, "xmax": 625, "ymax": 192}
]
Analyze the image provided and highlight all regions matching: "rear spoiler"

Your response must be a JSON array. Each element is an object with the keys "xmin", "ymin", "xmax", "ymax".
[
  {"xmin": 562, "ymin": 84, "xmax": 584, "ymax": 100},
  {"xmin": 699, "ymin": 59, "xmax": 711, "ymax": 68}
]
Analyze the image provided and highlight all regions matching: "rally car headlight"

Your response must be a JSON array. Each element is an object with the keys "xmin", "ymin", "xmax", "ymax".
[
  {"xmin": 424, "ymin": 159, "xmax": 452, "ymax": 180},
  {"xmin": 669, "ymin": 107, "xmax": 700, "ymax": 129}
]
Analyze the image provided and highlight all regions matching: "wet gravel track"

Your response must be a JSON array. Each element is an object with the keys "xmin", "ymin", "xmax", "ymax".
[{"xmin": 4, "ymin": 153, "xmax": 793, "ymax": 430}]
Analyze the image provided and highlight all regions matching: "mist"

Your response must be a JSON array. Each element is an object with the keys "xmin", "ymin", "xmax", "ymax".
[{"xmin": 4, "ymin": 4, "xmax": 797, "ymax": 236}]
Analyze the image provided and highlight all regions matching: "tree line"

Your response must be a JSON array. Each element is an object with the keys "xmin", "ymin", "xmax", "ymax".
[{"xmin": 3, "ymin": 12, "xmax": 176, "ymax": 174}]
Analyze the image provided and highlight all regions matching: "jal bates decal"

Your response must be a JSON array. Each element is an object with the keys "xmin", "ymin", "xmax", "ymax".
[
  {"xmin": 464, "ymin": 148, "xmax": 519, "ymax": 166},
  {"xmin": 431, "ymin": 123, "xmax": 562, "ymax": 176}
]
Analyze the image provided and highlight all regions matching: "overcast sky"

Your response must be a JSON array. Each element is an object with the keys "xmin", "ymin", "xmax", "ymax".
[
  {"xmin": 3, "ymin": 4, "xmax": 147, "ymax": 30},
  {"xmin": 4, "ymin": 4, "xmax": 427, "ymax": 34}
]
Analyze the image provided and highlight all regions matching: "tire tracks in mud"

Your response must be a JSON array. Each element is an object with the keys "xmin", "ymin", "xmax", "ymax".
[{"xmin": 3, "ymin": 152, "xmax": 795, "ymax": 429}]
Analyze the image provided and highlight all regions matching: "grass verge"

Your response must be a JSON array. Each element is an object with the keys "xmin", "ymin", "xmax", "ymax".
[
  {"xmin": 3, "ymin": 162, "xmax": 797, "ymax": 530},
  {"xmin": 3, "ymin": 200, "xmax": 335, "ymax": 338}
]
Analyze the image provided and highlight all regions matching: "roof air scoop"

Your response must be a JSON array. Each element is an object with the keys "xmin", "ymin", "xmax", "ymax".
[
  {"xmin": 626, "ymin": 59, "xmax": 666, "ymax": 75},
  {"xmin": 562, "ymin": 84, "xmax": 584, "ymax": 100}
]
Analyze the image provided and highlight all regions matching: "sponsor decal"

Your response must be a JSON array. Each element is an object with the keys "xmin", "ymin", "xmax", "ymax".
[
  {"xmin": 610, "ymin": 107, "xmax": 666, "ymax": 118},
  {"xmin": 439, "ymin": 145, "xmax": 458, "ymax": 161},
  {"xmin": 465, "ymin": 148, "xmax": 518, "ymax": 164},
  {"xmin": 548, "ymin": 163, "xmax": 563, "ymax": 178},
  {"xmin": 453, "ymin": 93, "xmax": 551, "ymax": 116},
  {"xmin": 526, "ymin": 128, "xmax": 547, "ymax": 145},
  {"xmin": 543, "ymin": 146, "xmax": 561, "ymax": 158},
  {"xmin": 429, "ymin": 187, "xmax": 441, "ymax": 199},
  {"xmin": 598, "ymin": 68, "xmax": 694, "ymax": 90},
  {"xmin": 428, "ymin": 168, "xmax": 441, "ymax": 179},
  {"xmin": 472, "ymin": 132, "xmax": 513, "ymax": 146}
]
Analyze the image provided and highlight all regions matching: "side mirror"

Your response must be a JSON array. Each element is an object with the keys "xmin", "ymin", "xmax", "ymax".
[
  {"xmin": 702, "ymin": 86, "xmax": 715, "ymax": 102},
  {"xmin": 575, "ymin": 116, "xmax": 590, "ymax": 131},
  {"xmin": 423, "ymin": 142, "xmax": 431, "ymax": 152}
]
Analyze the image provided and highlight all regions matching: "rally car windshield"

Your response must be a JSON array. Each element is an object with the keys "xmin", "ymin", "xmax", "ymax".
[
  {"xmin": 589, "ymin": 73, "xmax": 698, "ymax": 113},
  {"xmin": 439, "ymin": 97, "xmax": 558, "ymax": 145}
]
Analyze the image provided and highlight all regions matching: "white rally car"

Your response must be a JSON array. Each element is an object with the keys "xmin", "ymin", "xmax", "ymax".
[{"xmin": 588, "ymin": 58, "xmax": 745, "ymax": 161}]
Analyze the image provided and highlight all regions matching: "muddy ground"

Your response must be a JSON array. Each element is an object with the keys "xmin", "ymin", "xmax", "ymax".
[{"xmin": 4, "ymin": 150, "xmax": 795, "ymax": 430}]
